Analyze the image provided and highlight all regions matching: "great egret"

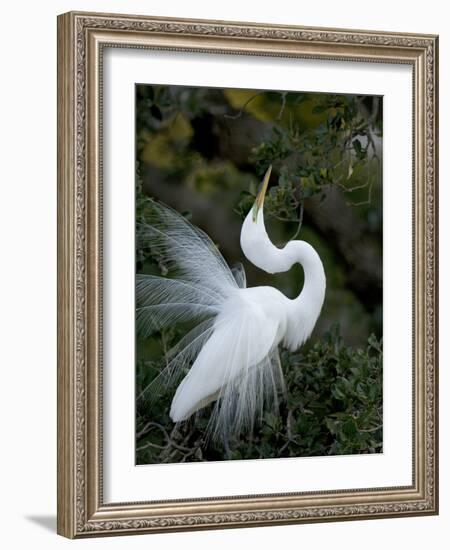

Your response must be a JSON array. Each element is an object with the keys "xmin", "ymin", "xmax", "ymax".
[{"xmin": 137, "ymin": 166, "xmax": 326, "ymax": 441}]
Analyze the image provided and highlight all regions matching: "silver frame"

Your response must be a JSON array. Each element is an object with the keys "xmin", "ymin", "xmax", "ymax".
[{"xmin": 57, "ymin": 11, "xmax": 439, "ymax": 538}]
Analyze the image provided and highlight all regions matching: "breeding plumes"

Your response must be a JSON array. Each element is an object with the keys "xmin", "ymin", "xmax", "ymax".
[{"xmin": 137, "ymin": 166, "xmax": 326, "ymax": 442}]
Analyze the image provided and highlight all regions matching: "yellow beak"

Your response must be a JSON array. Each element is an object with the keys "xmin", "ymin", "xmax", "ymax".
[{"xmin": 252, "ymin": 165, "xmax": 272, "ymax": 222}]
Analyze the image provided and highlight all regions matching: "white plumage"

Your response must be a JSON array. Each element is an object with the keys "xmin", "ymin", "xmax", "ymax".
[{"xmin": 137, "ymin": 166, "xmax": 326, "ymax": 441}]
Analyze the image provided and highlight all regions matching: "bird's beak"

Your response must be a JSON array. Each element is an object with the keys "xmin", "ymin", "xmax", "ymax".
[{"xmin": 252, "ymin": 165, "xmax": 272, "ymax": 222}]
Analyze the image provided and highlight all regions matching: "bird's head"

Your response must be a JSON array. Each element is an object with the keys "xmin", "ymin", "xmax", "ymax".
[
  {"xmin": 240, "ymin": 167, "xmax": 325, "ymax": 291},
  {"xmin": 251, "ymin": 164, "xmax": 272, "ymax": 224},
  {"xmin": 240, "ymin": 165, "xmax": 286, "ymax": 274}
]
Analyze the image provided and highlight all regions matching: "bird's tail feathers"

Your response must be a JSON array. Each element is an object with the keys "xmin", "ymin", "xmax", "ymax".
[
  {"xmin": 137, "ymin": 201, "xmax": 241, "ymax": 300},
  {"xmin": 206, "ymin": 347, "xmax": 285, "ymax": 444},
  {"xmin": 136, "ymin": 318, "xmax": 216, "ymax": 414},
  {"xmin": 136, "ymin": 273, "xmax": 221, "ymax": 337}
]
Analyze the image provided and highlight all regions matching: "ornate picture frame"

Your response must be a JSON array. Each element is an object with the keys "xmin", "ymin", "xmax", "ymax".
[{"xmin": 57, "ymin": 11, "xmax": 438, "ymax": 538}]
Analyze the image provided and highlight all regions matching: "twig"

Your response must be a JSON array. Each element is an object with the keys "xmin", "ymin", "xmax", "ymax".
[
  {"xmin": 277, "ymin": 92, "xmax": 288, "ymax": 120},
  {"xmin": 347, "ymin": 175, "xmax": 374, "ymax": 207},
  {"xmin": 224, "ymin": 93, "xmax": 263, "ymax": 119},
  {"xmin": 137, "ymin": 421, "xmax": 155, "ymax": 440},
  {"xmin": 359, "ymin": 424, "xmax": 382, "ymax": 433},
  {"xmin": 137, "ymin": 441, "xmax": 166, "ymax": 452},
  {"xmin": 278, "ymin": 411, "xmax": 297, "ymax": 455},
  {"xmin": 289, "ymin": 202, "xmax": 304, "ymax": 241},
  {"xmin": 271, "ymin": 214, "xmax": 302, "ymax": 223},
  {"xmin": 138, "ymin": 420, "xmax": 171, "ymax": 441}
]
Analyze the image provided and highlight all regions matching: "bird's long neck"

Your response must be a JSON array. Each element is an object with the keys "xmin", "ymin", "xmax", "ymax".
[
  {"xmin": 283, "ymin": 240, "xmax": 325, "ymax": 302},
  {"xmin": 240, "ymin": 205, "xmax": 325, "ymax": 350},
  {"xmin": 280, "ymin": 240, "xmax": 326, "ymax": 350},
  {"xmin": 240, "ymin": 210, "xmax": 326, "ymax": 346}
]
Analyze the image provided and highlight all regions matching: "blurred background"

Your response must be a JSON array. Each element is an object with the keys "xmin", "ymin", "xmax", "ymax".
[{"xmin": 135, "ymin": 84, "xmax": 383, "ymax": 464}]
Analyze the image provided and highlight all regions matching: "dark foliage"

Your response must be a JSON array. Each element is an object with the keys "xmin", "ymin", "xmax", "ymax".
[
  {"xmin": 135, "ymin": 84, "xmax": 383, "ymax": 463},
  {"xmin": 136, "ymin": 326, "xmax": 382, "ymax": 463}
]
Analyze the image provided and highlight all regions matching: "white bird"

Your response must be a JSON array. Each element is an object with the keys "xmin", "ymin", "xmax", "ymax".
[{"xmin": 137, "ymin": 166, "xmax": 326, "ymax": 441}]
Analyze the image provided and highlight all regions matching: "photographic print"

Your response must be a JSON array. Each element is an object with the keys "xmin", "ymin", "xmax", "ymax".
[
  {"xmin": 58, "ymin": 12, "xmax": 438, "ymax": 537},
  {"xmin": 135, "ymin": 84, "xmax": 383, "ymax": 465}
]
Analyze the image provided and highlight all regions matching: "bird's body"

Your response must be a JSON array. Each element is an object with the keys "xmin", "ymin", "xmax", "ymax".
[
  {"xmin": 137, "ymin": 166, "xmax": 326, "ymax": 441},
  {"xmin": 170, "ymin": 285, "xmax": 286, "ymax": 422}
]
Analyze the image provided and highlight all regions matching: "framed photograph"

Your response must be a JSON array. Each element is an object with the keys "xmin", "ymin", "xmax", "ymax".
[{"xmin": 57, "ymin": 11, "xmax": 439, "ymax": 538}]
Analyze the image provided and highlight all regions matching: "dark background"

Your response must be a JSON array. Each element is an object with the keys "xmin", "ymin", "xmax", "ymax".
[{"xmin": 135, "ymin": 84, "xmax": 383, "ymax": 464}]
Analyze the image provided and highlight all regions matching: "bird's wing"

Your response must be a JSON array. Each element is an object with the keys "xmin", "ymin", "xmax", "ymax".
[
  {"xmin": 138, "ymin": 201, "xmax": 241, "ymax": 301},
  {"xmin": 169, "ymin": 301, "xmax": 284, "ymax": 440},
  {"xmin": 136, "ymin": 317, "xmax": 216, "ymax": 413},
  {"xmin": 136, "ymin": 274, "xmax": 221, "ymax": 337},
  {"xmin": 136, "ymin": 201, "xmax": 248, "ymax": 417},
  {"xmin": 231, "ymin": 262, "xmax": 247, "ymax": 289}
]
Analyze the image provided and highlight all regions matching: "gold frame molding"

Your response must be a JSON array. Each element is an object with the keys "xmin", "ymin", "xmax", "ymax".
[{"xmin": 57, "ymin": 11, "xmax": 439, "ymax": 538}]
